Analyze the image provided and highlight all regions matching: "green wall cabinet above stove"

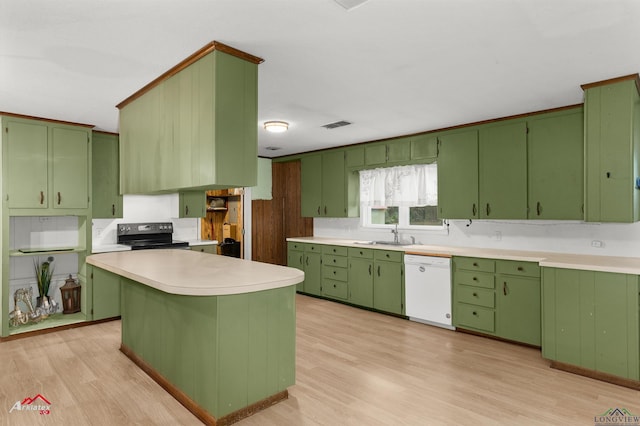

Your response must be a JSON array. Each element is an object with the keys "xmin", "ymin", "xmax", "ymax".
[
  {"xmin": 3, "ymin": 116, "xmax": 91, "ymax": 215},
  {"xmin": 92, "ymin": 132, "xmax": 122, "ymax": 218}
]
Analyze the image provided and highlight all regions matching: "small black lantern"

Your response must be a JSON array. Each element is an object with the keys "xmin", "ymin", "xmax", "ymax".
[{"xmin": 60, "ymin": 275, "xmax": 81, "ymax": 314}]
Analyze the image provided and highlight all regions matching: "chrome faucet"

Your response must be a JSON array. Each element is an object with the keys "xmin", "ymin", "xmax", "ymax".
[{"xmin": 391, "ymin": 223, "xmax": 399, "ymax": 244}]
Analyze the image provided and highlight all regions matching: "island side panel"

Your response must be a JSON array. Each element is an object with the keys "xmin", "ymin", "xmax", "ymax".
[
  {"xmin": 217, "ymin": 285, "xmax": 296, "ymax": 417},
  {"xmin": 120, "ymin": 274, "xmax": 296, "ymax": 420}
]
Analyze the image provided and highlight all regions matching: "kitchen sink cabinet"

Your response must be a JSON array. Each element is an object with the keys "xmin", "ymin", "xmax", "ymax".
[
  {"xmin": 4, "ymin": 117, "xmax": 91, "ymax": 213},
  {"xmin": 527, "ymin": 108, "xmax": 584, "ymax": 220},
  {"xmin": 348, "ymin": 247, "xmax": 374, "ymax": 308},
  {"xmin": 542, "ymin": 267, "xmax": 639, "ymax": 380},
  {"xmin": 437, "ymin": 129, "xmax": 479, "ymax": 219},
  {"xmin": 583, "ymin": 76, "xmax": 640, "ymax": 223},
  {"xmin": 179, "ymin": 191, "xmax": 206, "ymax": 218},
  {"xmin": 92, "ymin": 131, "xmax": 122, "ymax": 218},
  {"xmin": 372, "ymin": 250, "xmax": 404, "ymax": 315},
  {"xmin": 301, "ymin": 150, "xmax": 346, "ymax": 217},
  {"xmin": 453, "ymin": 256, "xmax": 541, "ymax": 346},
  {"xmin": 91, "ymin": 265, "xmax": 121, "ymax": 321},
  {"xmin": 479, "ymin": 121, "xmax": 528, "ymax": 219}
]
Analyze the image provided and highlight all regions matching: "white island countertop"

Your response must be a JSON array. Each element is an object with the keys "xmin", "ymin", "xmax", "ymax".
[{"xmin": 87, "ymin": 249, "xmax": 304, "ymax": 296}]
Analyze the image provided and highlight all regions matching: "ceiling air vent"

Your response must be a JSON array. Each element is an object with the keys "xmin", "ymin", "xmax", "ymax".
[
  {"xmin": 322, "ymin": 120, "xmax": 352, "ymax": 130},
  {"xmin": 334, "ymin": 0, "xmax": 369, "ymax": 11}
]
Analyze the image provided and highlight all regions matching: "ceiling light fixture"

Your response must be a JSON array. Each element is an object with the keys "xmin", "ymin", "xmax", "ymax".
[{"xmin": 264, "ymin": 121, "xmax": 289, "ymax": 133}]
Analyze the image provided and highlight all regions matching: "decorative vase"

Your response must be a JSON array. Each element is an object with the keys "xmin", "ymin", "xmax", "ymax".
[{"xmin": 36, "ymin": 295, "xmax": 50, "ymax": 309}]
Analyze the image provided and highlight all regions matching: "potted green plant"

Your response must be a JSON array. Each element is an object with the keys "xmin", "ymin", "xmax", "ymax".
[{"xmin": 34, "ymin": 256, "xmax": 54, "ymax": 308}]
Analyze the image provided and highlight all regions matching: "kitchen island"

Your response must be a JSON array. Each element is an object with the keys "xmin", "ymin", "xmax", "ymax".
[{"xmin": 86, "ymin": 249, "xmax": 304, "ymax": 425}]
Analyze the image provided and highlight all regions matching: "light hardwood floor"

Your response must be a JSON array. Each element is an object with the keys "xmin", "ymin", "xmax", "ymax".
[{"xmin": 1, "ymin": 294, "xmax": 639, "ymax": 425}]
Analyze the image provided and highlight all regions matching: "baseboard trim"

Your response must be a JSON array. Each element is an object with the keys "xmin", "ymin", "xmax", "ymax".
[{"xmin": 550, "ymin": 360, "xmax": 640, "ymax": 391}]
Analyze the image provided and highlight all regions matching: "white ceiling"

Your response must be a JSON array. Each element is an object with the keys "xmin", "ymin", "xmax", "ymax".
[{"xmin": 2, "ymin": 0, "xmax": 640, "ymax": 158}]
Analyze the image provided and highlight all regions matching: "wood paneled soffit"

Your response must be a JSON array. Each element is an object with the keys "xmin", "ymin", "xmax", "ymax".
[{"xmin": 116, "ymin": 41, "xmax": 264, "ymax": 109}]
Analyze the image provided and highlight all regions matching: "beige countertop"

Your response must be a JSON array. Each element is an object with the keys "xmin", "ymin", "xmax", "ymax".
[
  {"xmin": 287, "ymin": 236, "xmax": 640, "ymax": 274},
  {"xmin": 87, "ymin": 249, "xmax": 304, "ymax": 296}
]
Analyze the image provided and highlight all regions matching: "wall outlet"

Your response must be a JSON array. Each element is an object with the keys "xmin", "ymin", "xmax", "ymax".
[{"xmin": 591, "ymin": 240, "xmax": 603, "ymax": 248}]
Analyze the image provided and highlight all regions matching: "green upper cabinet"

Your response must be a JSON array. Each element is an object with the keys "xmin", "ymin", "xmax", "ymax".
[
  {"xmin": 479, "ymin": 121, "xmax": 528, "ymax": 219},
  {"xmin": 4, "ymin": 116, "xmax": 91, "ymax": 214},
  {"xmin": 437, "ymin": 129, "xmax": 479, "ymax": 219},
  {"xmin": 364, "ymin": 137, "xmax": 411, "ymax": 167},
  {"xmin": 301, "ymin": 154, "xmax": 323, "ymax": 217},
  {"xmin": 179, "ymin": 191, "xmax": 206, "ymax": 218},
  {"xmin": 410, "ymin": 134, "xmax": 438, "ymax": 161},
  {"xmin": 527, "ymin": 108, "xmax": 584, "ymax": 220},
  {"xmin": 118, "ymin": 43, "xmax": 261, "ymax": 194},
  {"xmin": 345, "ymin": 146, "xmax": 365, "ymax": 169},
  {"xmin": 92, "ymin": 132, "xmax": 122, "ymax": 218},
  {"xmin": 583, "ymin": 76, "xmax": 640, "ymax": 222},
  {"xmin": 301, "ymin": 150, "xmax": 347, "ymax": 217}
]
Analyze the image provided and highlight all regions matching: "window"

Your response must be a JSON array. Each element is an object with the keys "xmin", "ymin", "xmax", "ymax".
[{"xmin": 360, "ymin": 164, "xmax": 442, "ymax": 229}]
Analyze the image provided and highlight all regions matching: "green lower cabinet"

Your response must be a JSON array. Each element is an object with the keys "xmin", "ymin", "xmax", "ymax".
[
  {"xmin": 372, "ymin": 250, "xmax": 404, "ymax": 315},
  {"xmin": 287, "ymin": 242, "xmax": 322, "ymax": 295},
  {"xmin": 542, "ymin": 267, "xmax": 640, "ymax": 380},
  {"xmin": 496, "ymin": 274, "xmax": 541, "ymax": 346},
  {"xmin": 348, "ymin": 255, "xmax": 374, "ymax": 308},
  {"xmin": 453, "ymin": 257, "xmax": 540, "ymax": 346},
  {"xmin": 321, "ymin": 245, "xmax": 348, "ymax": 300},
  {"xmin": 91, "ymin": 266, "xmax": 121, "ymax": 321}
]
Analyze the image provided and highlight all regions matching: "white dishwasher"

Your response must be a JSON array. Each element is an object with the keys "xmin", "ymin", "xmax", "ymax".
[{"xmin": 404, "ymin": 254, "xmax": 454, "ymax": 329}]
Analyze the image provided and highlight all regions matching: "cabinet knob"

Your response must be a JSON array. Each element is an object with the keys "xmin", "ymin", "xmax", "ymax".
[
  {"xmin": 473, "ymin": 262, "xmax": 478, "ymax": 267},
  {"xmin": 517, "ymin": 266, "xmax": 524, "ymax": 271},
  {"xmin": 472, "ymin": 292, "xmax": 478, "ymax": 297},
  {"xmin": 472, "ymin": 311, "xmax": 478, "ymax": 316},
  {"xmin": 472, "ymin": 277, "xmax": 478, "ymax": 281}
]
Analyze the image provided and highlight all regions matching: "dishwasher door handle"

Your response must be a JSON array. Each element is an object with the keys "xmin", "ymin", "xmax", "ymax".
[{"xmin": 419, "ymin": 266, "xmax": 426, "ymax": 272}]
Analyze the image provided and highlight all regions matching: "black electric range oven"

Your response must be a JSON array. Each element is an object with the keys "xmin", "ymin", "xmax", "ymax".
[{"xmin": 117, "ymin": 222, "xmax": 189, "ymax": 250}]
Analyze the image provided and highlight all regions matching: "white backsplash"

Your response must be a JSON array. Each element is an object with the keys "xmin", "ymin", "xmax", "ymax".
[
  {"xmin": 313, "ymin": 217, "xmax": 640, "ymax": 257},
  {"xmin": 92, "ymin": 194, "xmax": 200, "ymax": 246}
]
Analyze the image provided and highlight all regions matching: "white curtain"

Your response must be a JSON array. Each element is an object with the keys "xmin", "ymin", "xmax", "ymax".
[{"xmin": 359, "ymin": 164, "xmax": 437, "ymax": 207}]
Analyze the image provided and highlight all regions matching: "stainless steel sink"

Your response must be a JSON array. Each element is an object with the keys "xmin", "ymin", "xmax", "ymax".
[{"xmin": 353, "ymin": 240, "xmax": 410, "ymax": 246}]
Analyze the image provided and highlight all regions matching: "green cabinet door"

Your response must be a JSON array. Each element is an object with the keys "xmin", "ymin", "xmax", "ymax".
[
  {"xmin": 345, "ymin": 146, "xmax": 365, "ymax": 169},
  {"xmin": 364, "ymin": 143, "xmax": 387, "ymax": 166},
  {"xmin": 542, "ymin": 267, "xmax": 639, "ymax": 380},
  {"xmin": 528, "ymin": 109, "xmax": 584, "ymax": 220},
  {"xmin": 303, "ymin": 251, "xmax": 322, "ymax": 296},
  {"xmin": 373, "ymin": 256, "xmax": 403, "ymax": 315},
  {"xmin": 5, "ymin": 120, "xmax": 49, "ymax": 209},
  {"xmin": 321, "ymin": 150, "xmax": 346, "ymax": 217},
  {"xmin": 584, "ymin": 78, "xmax": 640, "ymax": 222},
  {"xmin": 497, "ymin": 275, "xmax": 541, "ymax": 346},
  {"xmin": 386, "ymin": 138, "xmax": 411, "ymax": 164},
  {"xmin": 479, "ymin": 121, "xmax": 527, "ymax": 219},
  {"xmin": 51, "ymin": 126, "xmax": 90, "ymax": 209},
  {"xmin": 92, "ymin": 132, "xmax": 123, "ymax": 218},
  {"xmin": 92, "ymin": 266, "xmax": 121, "ymax": 321},
  {"xmin": 437, "ymin": 130, "xmax": 479, "ymax": 219},
  {"xmin": 349, "ymin": 257, "xmax": 374, "ymax": 308},
  {"xmin": 410, "ymin": 134, "xmax": 438, "ymax": 161},
  {"xmin": 179, "ymin": 191, "xmax": 206, "ymax": 218},
  {"xmin": 301, "ymin": 154, "xmax": 322, "ymax": 217},
  {"xmin": 287, "ymin": 246, "xmax": 305, "ymax": 292}
]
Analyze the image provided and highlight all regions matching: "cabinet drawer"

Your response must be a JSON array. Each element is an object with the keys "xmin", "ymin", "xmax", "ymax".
[
  {"xmin": 455, "ymin": 257, "xmax": 495, "ymax": 273},
  {"xmin": 323, "ymin": 265, "xmax": 348, "ymax": 282},
  {"xmin": 457, "ymin": 285, "xmax": 495, "ymax": 308},
  {"xmin": 323, "ymin": 245, "xmax": 348, "ymax": 256},
  {"xmin": 496, "ymin": 260, "xmax": 540, "ymax": 278},
  {"xmin": 306, "ymin": 244, "xmax": 323, "ymax": 253},
  {"xmin": 324, "ymin": 254, "xmax": 348, "ymax": 268},
  {"xmin": 456, "ymin": 303, "xmax": 495, "ymax": 333},
  {"xmin": 288, "ymin": 242, "xmax": 305, "ymax": 251},
  {"xmin": 455, "ymin": 271, "xmax": 495, "ymax": 289},
  {"xmin": 323, "ymin": 279, "xmax": 349, "ymax": 300},
  {"xmin": 374, "ymin": 250, "xmax": 402, "ymax": 263},
  {"xmin": 348, "ymin": 247, "xmax": 374, "ymax": 259}
]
